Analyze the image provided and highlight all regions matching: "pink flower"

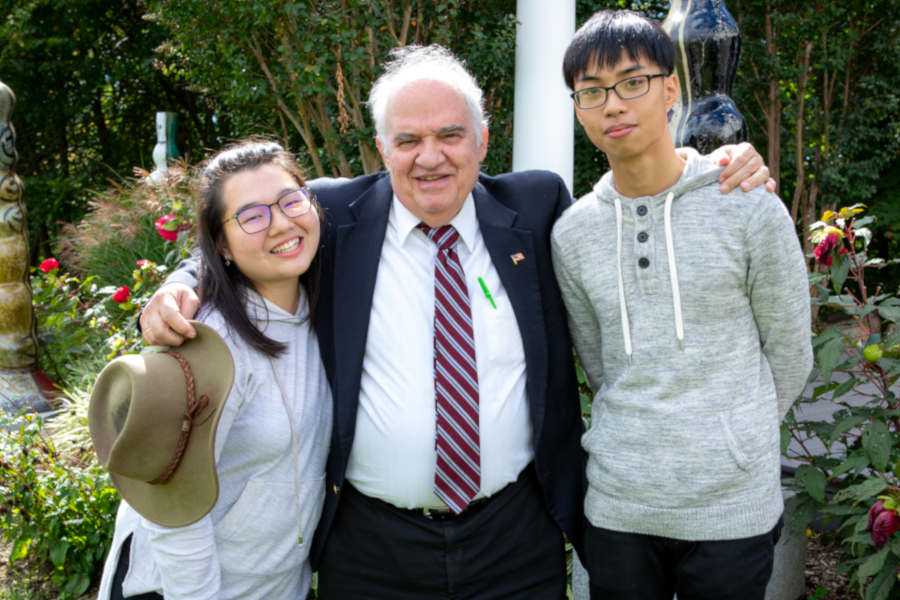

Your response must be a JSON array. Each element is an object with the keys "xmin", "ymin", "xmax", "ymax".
[
  {"xmin": 867, "ymin": 500, "xmax": 886, "ymax": 532},
  {"xmin": 135, "ymin": 259, "xmax": 151, "ymax": 268},
  {"xmin": 814, "ymin": 233, "xmax": 841, "ymax": 265},
  {"xmin": 40, "ymin": 258, "xmax": 59, "ymax": 273},
  {"xmin": 870, "ymin": 506, "xmax": 899, "ymax": 547},
  {"xmin": 112, "ymin": 286, "xmax": 131, "ymax": 304}
]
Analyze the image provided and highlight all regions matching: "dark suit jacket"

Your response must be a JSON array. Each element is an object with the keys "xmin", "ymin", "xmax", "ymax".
[
  {"xmin": 164, "ymin": 169, "xmax": 586, "ymax": 568},
  {"xmin": 308, "ymin": 170, "xmax": 585, "ymax": 568}
]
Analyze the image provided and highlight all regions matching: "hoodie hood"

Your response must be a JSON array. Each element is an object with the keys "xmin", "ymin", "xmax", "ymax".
[
  {"xmin": 593, "ymin": 148, "xmax": 724, "ymax": 207},
  {"xmin": 592, "ymin": 148, "xmax": 724, "ymax": 363},
  {"xmin": 245, "ymin": 284, "xmax": 310, "ymax": 326}
]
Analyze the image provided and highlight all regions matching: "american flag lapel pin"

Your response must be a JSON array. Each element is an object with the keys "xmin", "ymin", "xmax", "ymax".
[{"xmin": 511, "ymin": 252, "xmax": 525, "ymax": 265}]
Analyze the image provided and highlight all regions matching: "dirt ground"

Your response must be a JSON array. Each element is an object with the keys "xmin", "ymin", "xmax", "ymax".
[{"xmin": 804, "ymin": 537, "xmax": 859, "ymax": 600}]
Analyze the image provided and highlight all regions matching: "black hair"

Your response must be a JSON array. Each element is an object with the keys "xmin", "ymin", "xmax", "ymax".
[
  {"xmin": 563, "ymin": 10, "xmax": 676, "ymax": 91},
  {"xmin": 196, "ymin": 139, "xmax": 322, "ymax": 358}
]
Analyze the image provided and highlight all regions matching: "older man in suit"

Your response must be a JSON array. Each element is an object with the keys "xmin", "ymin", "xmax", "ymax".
[{"xmin": 140, "ymin": 45, "xmax": 772, "ymax": 599}]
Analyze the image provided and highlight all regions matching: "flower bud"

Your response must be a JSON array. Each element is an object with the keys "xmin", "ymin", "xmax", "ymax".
[
  {"xmin": 864, "ymin": 344, "xmax": 884, "ymax": 363},
  {"xmin": 871, "ymin": 508, "xmax": 900, "ymax": 547}
]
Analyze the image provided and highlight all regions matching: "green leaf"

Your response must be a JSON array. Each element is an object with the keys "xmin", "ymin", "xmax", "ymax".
[
  {"xmin": 829, "ymin": 415, "xmax": 868, "ymax": 444},
  {"xmin": 833, "ymin": 478, "xmax": 887, "ymax": 503},
  {"xmin": 9, "ymin": 537, "xmax": 30, "ymax": 562},
  {"xmin": 812, "ymin": 327, "xmax": 844, "ymax": 349},
  {"xmin": 575, "ymin": 363, "xmax": 586, "ymax": 385},
  {"xmin": 809, "ymin": 272, "xmax": 827, "ymax": 286},
  {"xmin": 878, "ymin": 305, "xmax": 900, "ymax": 323},
  {"xmin": 805, "ymin": 468, "xmax": 827, "ymax": 504},
  {"xmin": 863, "ymin": 563, "xmax": 897, "ymax": 600},
  {"xmin": 50, "ymin": 539, "xmax": 69, "ymax": 567},
  {"xmin": 831, "ymin": 377, "xmax": 858, "ymax": 401},
  {"xmin": 781, "ymin": 424, "xmax": 791, "ymax": 455},
  {"xmin": 818, "ymin": 337, "xmax": 845, "ymax": 384},
  {"xmin": 864, "ymin": 419, "xmax": 891, "ymax": 472},
  {"xmin": 857, "ymin": 546, "xmax": 891, "ymax": 588},
  {"xmin": 832, "ymin": 255, "xmax": 851, "ymax": 293},
  {"xmin": 579, "ymin": 393, "xmax": 592, "ymax": 415}
]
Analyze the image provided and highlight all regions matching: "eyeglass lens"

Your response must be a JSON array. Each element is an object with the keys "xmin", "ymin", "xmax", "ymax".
[
  {"xmin": 576, "ymin": 76, "xmax": 652, "ymax": 109},
  {"xmin": 237, "ymin": 189, "xmax": 313, "ymax": 234}
]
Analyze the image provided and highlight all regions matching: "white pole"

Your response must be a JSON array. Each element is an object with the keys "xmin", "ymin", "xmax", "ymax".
[{"xmin": 512, "ymin": 0, "xmax": 576, "ymax": 195}]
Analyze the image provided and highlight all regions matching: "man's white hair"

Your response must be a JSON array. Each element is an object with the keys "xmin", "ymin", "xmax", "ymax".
[{"xmin": 368, "ymin": 45, "xmax": 488, "ymax": 151}]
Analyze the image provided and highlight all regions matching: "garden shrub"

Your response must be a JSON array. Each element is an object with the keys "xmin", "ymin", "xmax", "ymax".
[
  {"xmin": 0, "ymin": 406, "xmax": 119, "ymax": 599},
  {"xmin": 786, "ymin": 205, "xmax": 900, "ymax": 599},
  {"xmin": 0, "ymin": 168, "xmax": 198, "ymax": 597}
]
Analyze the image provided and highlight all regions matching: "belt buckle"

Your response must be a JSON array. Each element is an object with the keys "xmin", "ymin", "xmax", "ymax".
[{"xmin": 422, "ymin": 507, "xmax": 455, "ymax": 521}]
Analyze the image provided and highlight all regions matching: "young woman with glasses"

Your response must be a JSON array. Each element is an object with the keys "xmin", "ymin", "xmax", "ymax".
[{"xmin": 99, "ymin": 140, "xmax": 332, "ymax": 600}]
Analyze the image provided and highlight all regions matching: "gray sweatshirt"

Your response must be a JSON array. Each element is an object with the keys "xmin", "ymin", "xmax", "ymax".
[
  {"xmin": 551, "ymin": 149, "xmax": 812, "ymax": 541},
  {"xmin": 98, "ymin": 288, "xmax": 333, "ymax": 599}
]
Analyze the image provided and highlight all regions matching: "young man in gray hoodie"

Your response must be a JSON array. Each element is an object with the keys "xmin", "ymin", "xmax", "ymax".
[{"xmin": 551, "ymin": 10, "xmax": 813, "ymax": 600}]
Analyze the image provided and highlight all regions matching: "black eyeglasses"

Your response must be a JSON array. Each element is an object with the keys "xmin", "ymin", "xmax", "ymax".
[
  {"xmin": 570, "ymin": 74, "xmax": 668, "ymax": 109},
  {"xmin": 223, "ymin": 188, "xmax": 316, "ymax": 234}
]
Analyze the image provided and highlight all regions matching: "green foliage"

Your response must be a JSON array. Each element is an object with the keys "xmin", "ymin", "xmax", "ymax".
[
  {"xmin": 0, "ymin": 408, "xmax": 120, "ymax": 599},
  {"xmin": 786, "ymin": 206, "xmax": 900, "ymax": 599},
  {"xmin": 0, "ymin": 0, "xmax": 227, "ymax": 260}
]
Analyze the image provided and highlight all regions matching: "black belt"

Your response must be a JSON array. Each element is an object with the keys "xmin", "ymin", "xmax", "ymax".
[{"xmin": 413, "ymin": 495, "xmax": 493, "ymax": 521}]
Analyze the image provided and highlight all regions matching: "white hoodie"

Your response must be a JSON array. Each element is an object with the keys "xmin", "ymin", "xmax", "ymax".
[{"xmin": 98, "ymin": 287, "xmax": 332, "ymax": 600}]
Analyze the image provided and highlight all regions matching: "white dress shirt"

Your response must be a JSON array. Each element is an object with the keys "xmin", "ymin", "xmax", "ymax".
[{"xmin": 345, "ymin": 193, "xmax": 534, "ymax": 509}]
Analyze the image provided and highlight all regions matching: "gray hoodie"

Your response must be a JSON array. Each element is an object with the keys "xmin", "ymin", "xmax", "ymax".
[
  {"xmin": 98, "ymin": 288, "xmax": 332, "ymax": 600},
  {"xmin": 551, "ymin": 149, "xmax": 812, "ymax": 541}
]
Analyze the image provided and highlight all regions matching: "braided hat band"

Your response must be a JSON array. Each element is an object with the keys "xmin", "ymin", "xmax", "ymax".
[{"xmin": 148, "ymin": 351, "xmax": 214, "ymax": 485}]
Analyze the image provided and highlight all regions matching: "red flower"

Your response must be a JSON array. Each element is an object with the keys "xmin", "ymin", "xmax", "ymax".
[
  {"xmin": 112, "ymin": 286, "xmax": 131, "ymax": 304},
  {"xmin": 871, "ymin": 507, "xmax": 899, "ymax": 547},
  {"xmin": 39, "ymin": 258, "xmax": 59, "ymax": 273},
  {"xmin": 136, "ymin": 259, "xmax": 151, "ymax": 268},
  {"xmin": 813, "ymin": 233, "xmax": 841, "ymax": 265},
  {"xmin": 155, "ymin": 215, "xmax": 182, "ymax": 242}
]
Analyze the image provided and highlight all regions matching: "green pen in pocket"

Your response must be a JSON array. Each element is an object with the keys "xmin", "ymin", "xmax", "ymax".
[{"xmin": 477, "ymin": 277, "xmax": 497, "ymax": 309}]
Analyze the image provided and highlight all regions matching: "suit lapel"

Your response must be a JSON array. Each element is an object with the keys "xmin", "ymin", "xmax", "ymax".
[
  {"xmin": 473, "ymin": 184, "xmax": 549, "ymax": 449},
  {"xmin": 333, "ymin": 177, "xmax": 393, "ymax": 466}
]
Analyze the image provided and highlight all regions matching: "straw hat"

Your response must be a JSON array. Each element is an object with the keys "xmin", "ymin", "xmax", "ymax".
[{"xmin": 89, "ymin": 321, "xmax": 234, "ymax": 527}]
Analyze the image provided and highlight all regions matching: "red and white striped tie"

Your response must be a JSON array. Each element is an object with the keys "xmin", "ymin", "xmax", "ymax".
[{"xmin": 418, "ymin": 223, "xmax": 480, "ymax": 514}]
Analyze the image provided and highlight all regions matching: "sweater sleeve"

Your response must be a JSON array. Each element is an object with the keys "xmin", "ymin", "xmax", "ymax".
[
  {"xmin": 551, "ymin": 224, "xmax": 605, "ymax": 395},
  {"xmin": 164, "ymin": 254, "xmax": 201, "ymax": 289},
  {"xmin": 141, "ymin": 321, "xmax": 247, "ymax": 600},
  {"xmin": 143, "ymin": 515, "xmax": 220, "ymax": 600},
  {"xmin": 745, "ymin": 193, "xmax": 814, "ymax": 419}
]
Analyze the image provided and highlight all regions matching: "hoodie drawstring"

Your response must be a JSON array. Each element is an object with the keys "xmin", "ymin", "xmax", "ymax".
[
  {"xmin": 613, "ymin": 198, "xmax": 633, "ymax": 364},
  {"xmin": 664, "ymin": 192, "xmax": 685, "ymax": 350},
  {"xmin": 614, "ymin": 194, "xmax": 685, "ymax": 362}
]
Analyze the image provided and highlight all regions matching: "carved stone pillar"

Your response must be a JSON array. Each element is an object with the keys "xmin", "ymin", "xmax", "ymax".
[
  {"xmin": 0, "ymin": 80, "xmax": 51, "ymax": 413},
  {"xmin": 663, "ymin": 0, "xmax": 748, "ymax": 153}
]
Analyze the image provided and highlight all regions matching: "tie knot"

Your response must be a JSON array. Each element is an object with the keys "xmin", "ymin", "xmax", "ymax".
[{"xmin": 418, "ymin": 224, "xmax": 459, "ymax": 252}]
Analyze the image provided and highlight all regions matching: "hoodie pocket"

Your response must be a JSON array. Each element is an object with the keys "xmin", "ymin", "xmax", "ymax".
[
  {"xmin": 583, "ymin": 407, "xmax": 757, "ymax": 509},
  {"xmin": 214, "ymin": 475, "xmax": 326, "ymax": 576}
]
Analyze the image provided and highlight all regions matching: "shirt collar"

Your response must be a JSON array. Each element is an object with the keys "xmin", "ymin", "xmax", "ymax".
[{"xmin": 391, "ymin": 192, "xmax": 478, "ymax": 252}]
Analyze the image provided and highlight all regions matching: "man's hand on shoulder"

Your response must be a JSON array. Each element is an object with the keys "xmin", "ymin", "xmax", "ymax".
[
  {"xmin": 707, "ymin": 142, "xmax": 777, "ymax": 195},
  {"xmin": 140, "ymin": 283, "xmax": 200, "ymax": 347}
]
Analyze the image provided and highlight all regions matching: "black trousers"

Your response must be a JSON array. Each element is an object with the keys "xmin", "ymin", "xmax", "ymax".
[
  {"xmin": 583, "ymin": 516, "xmax": 783, "ymax": 600},
  {"xmin": 318, "ymin": 463, "xmax": 567, "ymax": 600},
  {"xmin": 109, "ymin": 534, "xmax": 165, "ymax": 600}
]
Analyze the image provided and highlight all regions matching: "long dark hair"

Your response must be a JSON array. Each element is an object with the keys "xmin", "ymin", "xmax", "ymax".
[{"xmin": 196, "ymin": 140, "xmax": 322, "ymax": 358}]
